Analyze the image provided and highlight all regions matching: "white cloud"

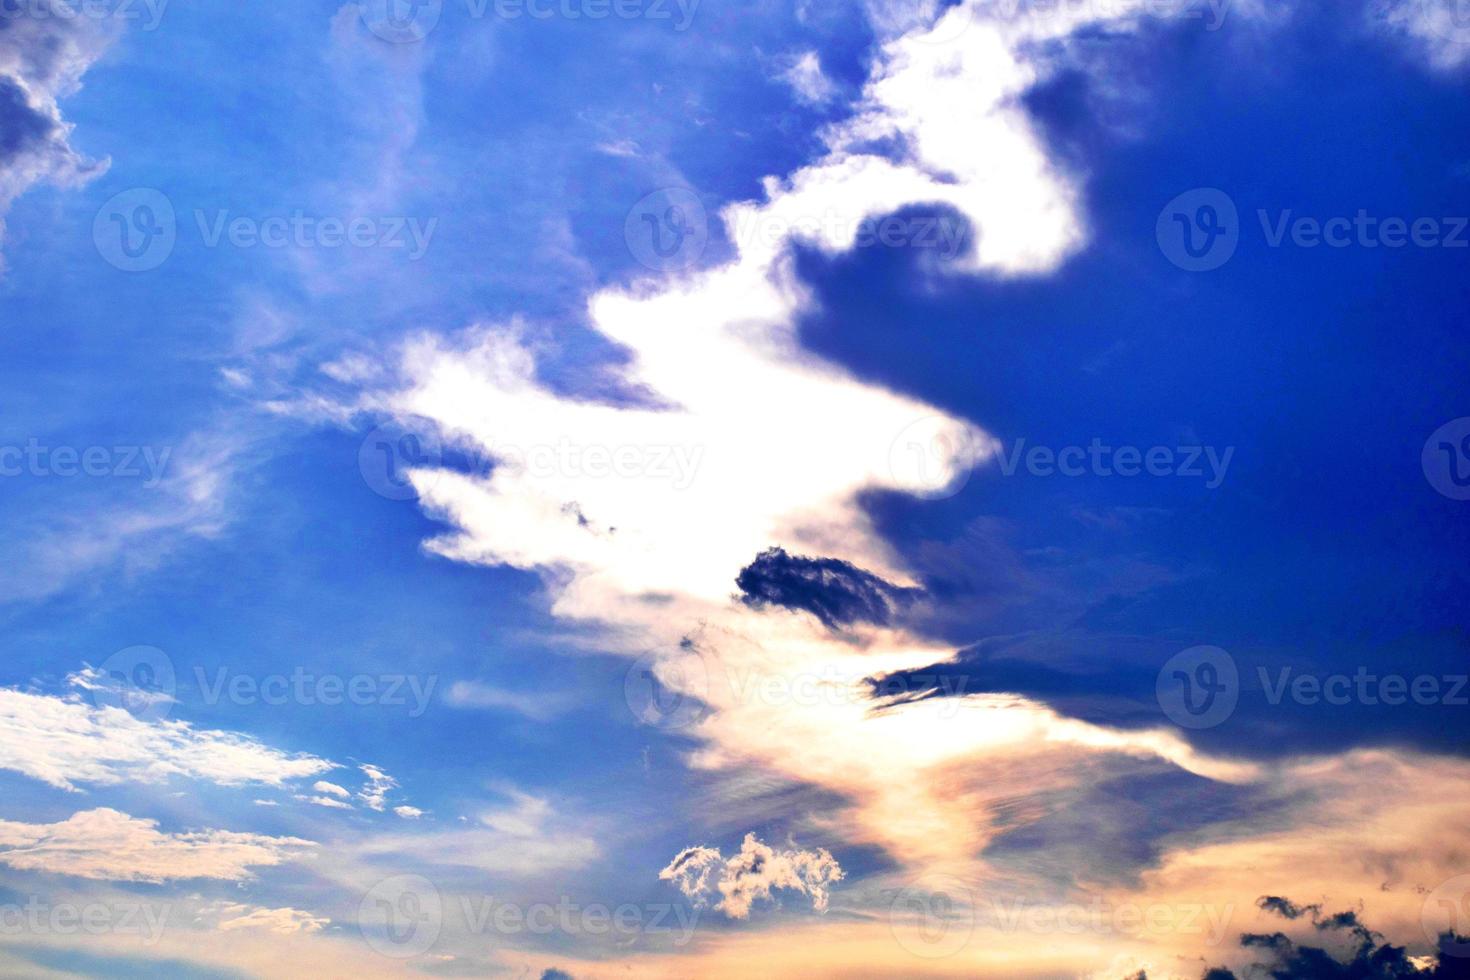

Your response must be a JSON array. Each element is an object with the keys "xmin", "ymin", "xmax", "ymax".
[
  {"xmin": 0, "ymin": 808, "xmax": 315, "ymax": 883},
  {"xmin": 660, "ymin": 833, "xmax": 844, "ymax": 919},
  {"xmin": 0, "ymin": 681, "xmax": 334, "ymax": 792},
  {"xmin": 443, "ymin": 680, "xmax": 571, "ymax": 721},
  {"xmin": 356, "ymin": 763, "xmax": 398, "ymax": 812},
  {"xmin": 208, "ymin": 902, "xmax": 331, "ymax": 935},
  {"xmin": 312, "ymin": 781, "xmax": 351, "ymax": 799},
  {"xmin": 1375, "ymin": 0, "xmax": 1470, "ymax": 71},
  {"xmin": 354, "ymin": 789, "xmax": 597, "ymax": 877},
  {"xmin": 393, "ymin": 805, "xmax": 424, "ymax": 819},
  {"xmin": 0, "ymin": 427, "xmax": 248, "ymax": 607},
  {"xmin": 339, "ymin": 0, "xmax": 1266, "ymax": 878},
  {"xmin": 0, "ymin": 0, "xmax": 114, "ymax": 266},
  {"xmin": 779, "ymin": 51, "xmax": 838, "ymax": 104}
]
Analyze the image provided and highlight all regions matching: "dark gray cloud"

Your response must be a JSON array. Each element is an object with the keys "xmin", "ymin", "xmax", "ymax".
[
  {"xmin": 1199, "ymin": 896, "xmax": 1470, "ymax": 979},
  {"xmin": 735, "ymin": 546, "xmax": 920, "ymax": 630},
  {"xmin": 0, "ymin": 2, "xmax": 114, "ymax": 259}
]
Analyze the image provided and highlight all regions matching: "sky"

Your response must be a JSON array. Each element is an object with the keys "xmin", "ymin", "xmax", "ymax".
[{"xmin": 1, "ymin": 0, "xmax": 1469, "ymax": 977}]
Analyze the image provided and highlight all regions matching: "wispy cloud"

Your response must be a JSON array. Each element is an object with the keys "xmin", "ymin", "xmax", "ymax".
[{"xmin": 0, "ymin": 808, "xmax": 315, "ymax": 882}]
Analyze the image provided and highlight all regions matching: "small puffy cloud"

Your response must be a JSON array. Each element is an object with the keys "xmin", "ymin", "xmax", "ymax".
[
  {"xmin": 357, "ymin": 763, "xmax": 399, "ymax": 811},
  {"xmin": 307, "ymin": 796, "xmax": 353, "ymax": 810},
  {"xmin": 312, "ymin": 781, "xmax": 351, "ymax": 798},
  {"xmin": 779, "ymin": 50, "xmax": 838, "ymax": 104},
  {"xmin": 393, "ymin": 805, "xmax": 424, "ymax": 819},
  {"xmin": 0, "ymin": 808, "xmax": 316, "ymax": 882},
  {"xmin": 660, "ymin": 833, "xmax": 843, "ymax": 919},
  {"xmin": 205, "ymin": 902, "xmax": 330, "ymax": 936},
  {"xmin": 0, "ymin": 681, "xmax": 334, "ymax": 792}
]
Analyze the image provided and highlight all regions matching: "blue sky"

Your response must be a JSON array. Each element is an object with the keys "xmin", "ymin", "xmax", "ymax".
[{"xmin": 1, "ymin": 0, "xmax": 1469, "ymax": 977}]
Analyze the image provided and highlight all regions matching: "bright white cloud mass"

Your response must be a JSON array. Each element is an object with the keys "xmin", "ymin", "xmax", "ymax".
[{"xmin": 1, "ymin": 0, "xmax": 1467, "ymax": 977}]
